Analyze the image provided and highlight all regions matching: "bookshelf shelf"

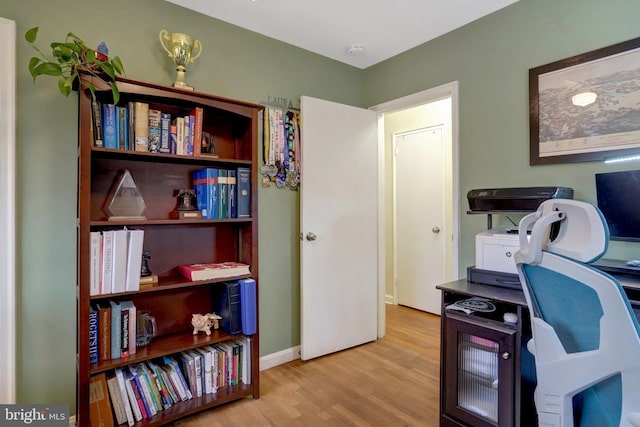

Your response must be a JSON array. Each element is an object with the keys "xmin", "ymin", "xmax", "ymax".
[{"xmin": 76, "ymin": 75, "xmax": 261, "ymax": 426}]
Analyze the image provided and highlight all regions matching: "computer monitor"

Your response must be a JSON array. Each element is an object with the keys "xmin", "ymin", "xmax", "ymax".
[{"xmin": 595, "ymin": 169, "xmax": 640, "ymax": 242}]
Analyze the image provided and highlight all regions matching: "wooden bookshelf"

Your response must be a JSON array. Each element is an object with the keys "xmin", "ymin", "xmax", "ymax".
[{"xmin": 76, "ymin": 75, "xmax": 262, "ymax": 426}]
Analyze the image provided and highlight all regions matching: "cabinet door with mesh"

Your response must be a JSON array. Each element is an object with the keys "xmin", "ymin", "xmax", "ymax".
[{"xmin": 443, "ymin": 313, "xmax": 516, "ymax": 427}]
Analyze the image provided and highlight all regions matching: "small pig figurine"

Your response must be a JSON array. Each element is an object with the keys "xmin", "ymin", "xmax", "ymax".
[{"xmin": 191, "ymin": 312, "xmax": 222, "ymax": 336}]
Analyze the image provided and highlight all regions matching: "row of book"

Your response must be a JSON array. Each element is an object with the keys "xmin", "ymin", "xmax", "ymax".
[
  {"xmin": 90, "ymin": 300, "xmax": 138, "ymax": 362},
  {"xmin": 193, "ymin": 167, "xmax": 251, "ymax": 219},
  {"xmin": 90, "ymin": 338, "xmax": 252, "ymax": 426},
  {"xmin": 90, "ymin": 228, "xmax": 144, "ymax": 296},
  {"xmin": 92, "ymin": 100, "xmax": 212, "ymax": 157}
]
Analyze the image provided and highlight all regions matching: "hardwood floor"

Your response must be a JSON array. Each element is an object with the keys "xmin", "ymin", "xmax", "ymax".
[{"xmin": 171, "ymin": 304, "xmax": 441, "ymax": 426}]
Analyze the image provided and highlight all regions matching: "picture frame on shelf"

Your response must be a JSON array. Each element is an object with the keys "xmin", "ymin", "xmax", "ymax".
[{"xmin": 529, "ymin": 36, "xmax": 640, "ymax": 165}]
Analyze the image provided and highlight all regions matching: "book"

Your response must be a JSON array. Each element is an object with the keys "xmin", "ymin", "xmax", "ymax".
[
  {"xmin": 102, "ymin": 103, "xmax": 117, "ymax": 149},
  {"xmin": 160, "ymin": 359, "xmax": 188, "ymax": 401},
  {"xmin": 193, "ymin": 168, "xmax": 218, "ymax": 219},
  {"xmin": 240, "ymin": 336, "xmax": 252, "ymax": 385},
  {"xmin": 110, "ymin": 300, "xmax": 122, "ymax": 359},
  {"xmin": 160, "ymin": 112, "xmax": 172, "ymax": 154},
  {"xmin": 91, "ymin": 100, "xmax": 103, "ymax": 147},
  {"xmin": 101, "ymin": 230, "xmax": 114, "ymax": 294},
  {"xmin": 89, "ymin": 373, "xmax": 114, "ymax": 427},
  {"xmin": 191, "ymin": 107, "xmax": 203, "ymax": 157},
  {"xmin": 111, "ymin": 229, "xmax": 129, "ymax": 294},
  {"xmin": 96, "ymin": 303, "xmax": 111, "ymax": 361},
  {"xmin": 188, "ymin": 350, "xmax": 204, "ymax": 397},
  {"xmin": 236, "ymin": 167, "xmax": 251, "ymax": 218},
  {"xmin": 194, "ymin": 347, "xmax": 214, "ymax": 394},
  {"xmin": 106, "ymin": 374, "xmax": 129, "ymax": 426},
  {"xmin": 183, "ymin": 115, "xmax": 193, "ymax": 156},
  {"xmin": 175, "ymin": 116, "xmax": 184, "ymax": 155},
  {"xmin": 204, "ymin": 346, "xmax": 220, "ymax": 392},
  {"xmin": 136, "ymin": 363, "xmax": 162, "ymax": 414},
  {"xmin": 212, "ymin": 281, "xmax": 242, "ymax": 335},
  {"xmin": 163, "ymin": 356, "xmax": 192, "ymax": 400},
  {"xmin": 218, "ymin": 169, "xmax": 228, "ymax": 219},
  {"xmin": 134, "ymin": 102, "xmax": 149, "ymax": 152},
  {"xmin": 120, "ymin": 301, "xmax": 137, "ymax": 356},
  {"xmin": 146, "ymin": 361, "xmax": 173, "ymax": 408},
  {"xmin": 178, "ymin": 261, "xmax": 251, "ymax": 281},
  {"xmin": 89, "ymin": 231, "xmax": 102, "ymax": 296},
  {"xmin": 148, "ymin": 109, "xmax": 161, "ymax": 153},
  {"xmin": 169, "ymin": 124, "xmax": 177, "ymax": 154},
  {"xmin": 128, "ymin": 365, "xmax": 155, "ymax": 417},
  {"xmin": 180, "ymin": 351, "xmax": 198, "ymax": 398},
  {"xmin": 227, "ymin": 169, "xmax": 237, "ymax": 218},
  {"xmin": 128, "ymin": 101, "xmax": 135, "ymax": 151},
  {"xmin": 125, "ymin": 229, "xmax": 144, "ymax": 292},
  {"xmin": 239, "ymin": 278, "xmax": 257, "ymax": 335},
  {"xmin": 89, "ymin": 306, "xmax": 98, "ymax": 364},
  {"xmin": 114, "ymin": 368, "xmax": 136, "ymax": 425},
  {"xmin": 117, "ymin": 106, "xmax": 129, "ymax": 150},
  {"xmin": 125, "ymin": 368, "xmax": 148, "ymax": 420}
]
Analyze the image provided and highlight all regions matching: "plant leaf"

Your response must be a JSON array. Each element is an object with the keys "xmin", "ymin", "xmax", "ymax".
[
  {"xmin": 28, "ymin": 57, "xmax": 42, "ymax": 79},
  {"xmin": 98, "ymin": 62, "xmax": 116, "ymax": 80},
  {"xmin": 25, "ymin": 27, "xmax": 38, "ymax": 43},
  {"xmin": 88, "ymin": 85, "xmax": 97, "ymax": 102},
  {"xmin": 57, "ymin": 78, "xmax": 71, "ymax": 97},
  {"xmin": 111, "ymin": 56, "xmax": 125, "ymax": 76},
  {"xmin": 32, "ymin": 62, "xmax": 62, "ymax": 77},
  {"xmin": 109, "ymin": 82, "xmax": 120, "ymax": 105}
]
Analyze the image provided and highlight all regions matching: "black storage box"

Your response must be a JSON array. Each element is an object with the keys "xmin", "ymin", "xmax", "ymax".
[
  {"xmin": 467, "ymin": 266, "xmax": 521, "ymax": 290},
  {"xmin": 467, "ymin": 187, "xmax": 573, "ymax": 212}
]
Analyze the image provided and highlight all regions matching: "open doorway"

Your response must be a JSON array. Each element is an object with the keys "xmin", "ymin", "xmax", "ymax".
[{"xmin": 370, "ymin": 81, "xmax": 460, "ymax": 334}]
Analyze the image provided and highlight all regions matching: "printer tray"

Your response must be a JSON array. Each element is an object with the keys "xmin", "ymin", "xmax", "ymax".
[{"xmin": 467, "ymin": 266, "xmax": 521, "ymax": 290}]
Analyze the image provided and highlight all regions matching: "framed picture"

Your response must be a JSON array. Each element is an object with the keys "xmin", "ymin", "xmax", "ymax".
[{"xmin": 529, "ymin": 37, "xmax": 640, "ymax": 165}]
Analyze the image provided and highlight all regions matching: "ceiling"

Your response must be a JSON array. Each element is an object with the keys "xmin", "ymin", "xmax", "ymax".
[{"xmin": 165, "ymin": 0, "xmax": 519, "ymax": 69}]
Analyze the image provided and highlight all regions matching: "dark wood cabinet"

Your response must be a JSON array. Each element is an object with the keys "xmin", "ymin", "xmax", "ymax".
[
  {"xmin": 438, "ymin": 281, "xmax": 537, "ymax": 427},
  {"xmin": 75, "ymin": 75, "xmax": 262, "ymax": 426}
]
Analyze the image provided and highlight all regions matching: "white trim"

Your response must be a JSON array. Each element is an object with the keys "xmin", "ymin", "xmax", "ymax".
[
  {"xmin": 385, "ymin": 294, "xmax": 395, "ymax": 305},
  {"xmin": 370, "ymin": 82, "xmax": 461, "ymax": 324},
  {"xmin": 0, "ymin": 16, "xmax": 17, "ymax": 404},
  {"xmin": 259, "ymin": 346, "xmax": 301, "ymax": 371}
]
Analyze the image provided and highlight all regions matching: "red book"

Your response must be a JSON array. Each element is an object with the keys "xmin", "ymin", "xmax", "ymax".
[{"xmin": 178, "ymin": 262, "xmax": 250, "ymax": 281}]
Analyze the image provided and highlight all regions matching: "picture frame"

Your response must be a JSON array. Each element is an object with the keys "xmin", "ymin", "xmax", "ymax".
[{"xmin": 529, "ymin": 37, "xmax": 640, "ymax": 165}]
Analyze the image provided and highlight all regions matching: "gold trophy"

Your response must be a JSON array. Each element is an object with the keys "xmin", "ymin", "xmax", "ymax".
[{"xmin": 159, "ymin": 30, "xmax": 203, "ymax": 91}]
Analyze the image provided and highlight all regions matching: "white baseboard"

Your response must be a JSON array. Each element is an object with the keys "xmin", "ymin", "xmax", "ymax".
[
  {"xmin": 259, "ymin": 345, "xmax": 300, "ymax": 371},
  {"xmin": 385, "ymin": 294, "xmax": 395, "ymax": 305}
]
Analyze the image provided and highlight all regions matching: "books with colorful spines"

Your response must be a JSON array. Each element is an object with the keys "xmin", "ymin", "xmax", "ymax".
[
  {"xmin": 212, "ymin": 344, "xmax": 229, "ymax": 387},
  {"xmin": 134, "ymin": 102, "xmax": 149, "ymax": 152},
  {"xmin": 91, "ymin": 100, "xmax": 103, "ymax": 147},
  {"xmin": 148, "ymin": 109, "xmax": 161, "ymax": 153},
  {"xmin": 178, "ymin": 261, "xmax": 250, "ymax": 281},
  {"xmin": 113, "ymin": 368, "xmax": 136, "ymax": 425},
  {"xmin": 90, "ymin": 231, "xmax": 102, "ymax": 296},
  {"xmin": 191, "ymin": 107, "xmax": 203, "ymax": 157},
  {"xmin": 117, "ymin": 106, "xmax": 129, "ymax": 150},
  {"xmin": 146, "ymin": 361, "xmax": 173, "ymax": 408},
  {"xmin": 135, "ymin": 363, "xmax": 163, "ymax": 413},
  {"xmin": 110, "ymin": 300, "xmax": 122, "ymax": 359},
  {"xmin": 125, "ymin": 368, "xmax": 148, "ymax": 420},
  {"xmin": 159, "ymin": 113, "xmax": 171, "ymax": 154},
  {"xmin": 217, "ymin": 341, "xmax": 239, "ymax": 385},
  {"xmin": 187, "ymin": 350, "xmax": 204, "ymax": 397},
  {"xmin": 89, "ymin": 306, "xmax": 98, "ymax": 364},
  {"xmin": 120, "ymin": 305, "xmax": 130, "ymax": 358},
  {"xmin": 212, "ymin": 281, "xmax": 242, "ymax": 335},
  {"xmin": 106, "ymin": 373, "xmax": 129, "ymax": 426},
  {"xmin": 102, "ymin": 103, "xmax": 117, "ymax": 149},
  {"xmin": 127, "ymin": 101, "xmax": 135, "ymax": 151},
  {"xmin": 89, "ymin": 373, "xmax": 115, "ymax": 427},
  {"xmin": 125, "ymin": 229, "xmax": 144, "ymax": 292},
  {"xmin": 169, "ymin": 124, "xmax": 177, "ymax": 154},
  {"xmin": 154, "ymin": 364, "xmax": 179, "ymax": 404},
  {"xmin": 227, "ymin": 169, "xmax": 237, "ymax": 218},
  {"xmin": 117, "ymin": 367, "xmax": 143, "ymax": 422},
  {"xmin": 127, "ymin": 365, "xmax": 155, "ymax": 418},
  {"xmin": 120, "ymin": 301, "xmax": 136, "ymax": 356},
  {"xmin": 203, "ymin": 346, "xmax": 220, "ymax": 392},
  {"xmin": 218, "ymin": 169, "xmax": 228, "ymax": 219},
  {"xmin": 236, "ymin": 167, "xmax": 251, "ymax": 218},
  {"xmin": 174, "ymin": 117, "xmax": 185, "ymax": 155},
  {"xmin": 239, "ymin": 278, "xmax": 257, "ymax": 335},
  {"xmin": 180, "ymin": 351, "xmax": 198, "ymax": 398},
  {"xmin": 192, "ymin": 168, "xmax": 218, "ymax": 219},
  {"xmin": 162, "ymin": 355, "xmax": 192, "ymax": 400},
  {"xmin": 159, "ymin": 358, "xmax": 189, "ymax": 401},
  {"xmin": 96, "ymin": 303, "xmax": 111, "ymax": 361},
  {"xmin": 233, "ymin": 339, "xmax": 244, "ymax": 385},
  {"xmin": 194, "ymin": 347, "xmax": 214, "ymax": 394},
  {"xmin": 101, "ymin": 230, "xmax": 115, "ymax": 294}
]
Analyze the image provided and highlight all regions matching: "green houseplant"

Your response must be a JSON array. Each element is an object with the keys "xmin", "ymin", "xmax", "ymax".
[{"xmin": 25, "ymin": 27, "xmax": 125, "ymax": 104}]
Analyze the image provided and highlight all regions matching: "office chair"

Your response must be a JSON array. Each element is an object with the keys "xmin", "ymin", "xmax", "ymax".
[{"xmin": 514, "ymin": 199, "xmax": 640, "ymax": 427}]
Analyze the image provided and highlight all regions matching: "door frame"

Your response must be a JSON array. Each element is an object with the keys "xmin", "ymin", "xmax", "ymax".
[
  {"xmin": 370, "ymin": 81, "xmax": 460, "ymax": 337},
  {"xmin": 0, "ymin": 16, "xmax": 17, "ymax": 403}
]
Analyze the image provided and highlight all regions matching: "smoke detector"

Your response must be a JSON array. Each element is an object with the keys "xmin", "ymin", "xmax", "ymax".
[{"xmin": 346, "ymin": 44, "xmax": 366, "ymax": 56}]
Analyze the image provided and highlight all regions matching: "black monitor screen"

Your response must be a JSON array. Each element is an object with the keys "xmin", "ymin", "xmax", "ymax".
[{"xmin": 595, "ymin": 170, "xmax": 640, "ymax": 241}]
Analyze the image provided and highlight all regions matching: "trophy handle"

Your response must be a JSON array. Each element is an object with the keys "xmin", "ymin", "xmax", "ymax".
[
  {"xmin": 159, "ymin": 29, "xmax": 172, "ymax": 57},
  {"xmin": 191, "ymin": 39, "xmax": 203, "ymax": 63}
]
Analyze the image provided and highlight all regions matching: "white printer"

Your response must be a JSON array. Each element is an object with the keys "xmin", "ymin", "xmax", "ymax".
[{"xmin": 475, "ymin": 227, "xmax": 528, "ymax": 275}]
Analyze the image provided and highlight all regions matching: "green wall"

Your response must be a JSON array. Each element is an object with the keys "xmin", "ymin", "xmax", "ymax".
[{"xmin": 3, "ymin": 0, "xmax": 640, "ymax": 413}]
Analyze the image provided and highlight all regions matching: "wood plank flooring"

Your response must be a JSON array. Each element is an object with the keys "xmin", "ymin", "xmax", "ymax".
[{"xmin": 171, "ymin": 304, "xmax": 441, "ymax": 426}]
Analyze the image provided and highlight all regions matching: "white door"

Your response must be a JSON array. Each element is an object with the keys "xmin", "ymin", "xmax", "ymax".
[
  {"xmin": 300, "ymin": 96, "xmax": 378, "ymax": 361},
  {"xmin": 395, "ymin": 127, "xmax": 445, "ymax": 314}
]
